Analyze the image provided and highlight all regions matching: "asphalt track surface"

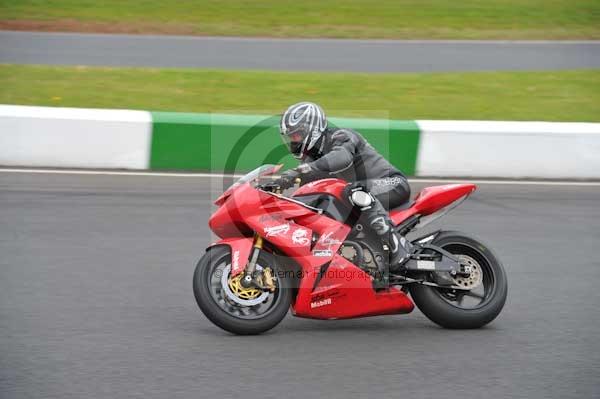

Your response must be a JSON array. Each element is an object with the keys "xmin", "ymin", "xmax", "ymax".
[
  {"xmin": 1, "ymin": 31, "xmax": 600, "ymax": 72},
  {"xmin": 1, "ymin": 171, "xmax": 599, "ymax": 399}
]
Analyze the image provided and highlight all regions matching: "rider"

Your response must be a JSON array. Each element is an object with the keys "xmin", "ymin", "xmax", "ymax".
[{"xmin": 273, "ymin": 101, "xmax": 413, "ymax": 275}]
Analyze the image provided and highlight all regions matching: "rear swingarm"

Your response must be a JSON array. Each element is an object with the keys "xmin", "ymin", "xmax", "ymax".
[
  {"xmin": 389, "ymin": 275, "xmax": 470, "ymax": 291},
  {"xmin": 402, "ymin": 244, "xmax": 464, "ymax": 275}
]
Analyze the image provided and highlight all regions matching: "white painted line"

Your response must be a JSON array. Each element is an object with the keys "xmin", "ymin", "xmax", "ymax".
[
  {"xmin": 410, "ymin": 178, "xmax": 600, "ymax": 187},
  {"xmin": 0, "ymin": 168, "xmax": 242, "ymax": 178},
  {"xmin": 2, "ymin": 168, "xmax": 600, "ymax": 186}
]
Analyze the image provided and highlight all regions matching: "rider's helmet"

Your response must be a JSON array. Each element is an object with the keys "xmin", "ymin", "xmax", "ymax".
[{"xmin": 280, "ymin": 102, "xmax": 327, "ymax": 160}]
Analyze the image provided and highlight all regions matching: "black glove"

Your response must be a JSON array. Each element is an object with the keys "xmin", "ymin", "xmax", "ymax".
[
  {"xmin": 295, "ymin": 163, "xmax": 313, "ymax": 175},
  {"xmin": 258, "ymin": 181, "xmax": 281, "ymax": 192},
  {"xmin": 276, "ymin": 169, "xmax": 301, "ymax": 189}
]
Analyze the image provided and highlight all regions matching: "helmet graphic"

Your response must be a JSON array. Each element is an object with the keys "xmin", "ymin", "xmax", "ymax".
[{"xmin": 280, "ymin": 102, "xmax": 327, "ymax": 160}]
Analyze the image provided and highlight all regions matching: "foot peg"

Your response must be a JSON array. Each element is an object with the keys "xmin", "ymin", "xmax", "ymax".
[{"xmin": 372, "ymin": 273, "xmax": 390, "ymax": 291}]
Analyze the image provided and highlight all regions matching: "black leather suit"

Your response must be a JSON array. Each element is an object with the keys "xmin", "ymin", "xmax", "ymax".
[
  {"xmin": 303, "ymin": 128, "xmax": 410, "ymax": 210},
  {"xmin": 299, "ymin": 128, "xmax": 411, "ymax": 259}
]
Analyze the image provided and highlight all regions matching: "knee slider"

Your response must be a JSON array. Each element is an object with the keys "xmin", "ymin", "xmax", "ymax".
[{"xmin": 350, "ymin": 189, "xmax": 374, "ymax": 208}]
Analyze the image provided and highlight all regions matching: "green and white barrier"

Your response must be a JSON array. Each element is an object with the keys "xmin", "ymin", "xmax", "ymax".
[
  {"xmin": 150, "ymin": 111, "xmax": 419, "ymax": 174},
  {"xmin": 0, "ymin": 105, "xmax": 152, "ymax": 169},
  {"xmin": 1, "ymin": 105, "xmax": 599, "ymax": 179},
  {"xmin": 416, "ymin": 120, "xmax": 600, "ymax": 179}
]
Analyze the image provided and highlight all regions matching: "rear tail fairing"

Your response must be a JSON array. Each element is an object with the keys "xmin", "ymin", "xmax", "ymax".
[{"xmin": 390, "ymin": 184, "xmax": 477, "ymax": 226}]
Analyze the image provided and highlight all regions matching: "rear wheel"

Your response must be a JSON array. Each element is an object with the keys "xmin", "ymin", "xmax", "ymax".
[
  {"xmin": 410, "ymin": 231, "xmax": 507, "ymax": 329},
  {"xmin": 193, "ymin": 246, "xmax": 293, "ymax": 335}
]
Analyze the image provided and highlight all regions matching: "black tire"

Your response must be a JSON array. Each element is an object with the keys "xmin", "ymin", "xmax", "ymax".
[
  {"xmin": 193, "ymin": 246, "xmax": 293, "ymax": 335},
  {"xmin": 410, "ymin": 231, "xmax": 507, "ymax": 329}
]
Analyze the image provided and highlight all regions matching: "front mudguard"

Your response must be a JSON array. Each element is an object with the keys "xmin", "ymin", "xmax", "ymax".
[{"xmin": 207, "ymin": 237, "xmax": 254, "ymax": 277}]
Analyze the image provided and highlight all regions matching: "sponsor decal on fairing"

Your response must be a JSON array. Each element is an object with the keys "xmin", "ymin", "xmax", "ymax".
[
  {"xmin": 310, "ymin": 298, "xmax": 332, "ymax": 309},
  {"xmin": 232, "ymin": 250, "xmax": 240, "ymax": 269},
  {"xmin": 292, "ymin": 228, "xmax": 310, "ymax": 245},
  {"xmin": 320, "ymin": 231, "xmax": 342, "ymax": 247},
  {"xmin": 264, "ymin": 224, "xmax": 290, "ymax": 237},
  {"xmin": 313, "ymin": 249, "xmax": 333, "ymax": 257}
]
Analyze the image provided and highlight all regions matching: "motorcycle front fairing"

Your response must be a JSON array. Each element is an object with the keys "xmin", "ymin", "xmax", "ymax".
[{"xmin": 209, "ymin": 182, "xmax": 349, "ymax": 271}]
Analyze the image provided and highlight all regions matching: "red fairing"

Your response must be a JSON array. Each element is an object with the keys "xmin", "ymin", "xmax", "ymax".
[
  {"xmin": 208, "ymin": 237, "xmax": 254, "ymax": 277},
  {"xmin": 390, "ymin": 183, "xmax": 477, "ymax": 225},
  {"xmin": 209, "ymin": 183, "xmax": 316, "ymax": 239},
  {"xmin": 209, "ymin": 182, "xmax": 350, "ymax": 277},
  {"xmin": 208, "ymin": 179, "xmax": 415, "ymax": 319},
  {"xmin": 293, "ymin": 178, "xmax": 348, "ymax": 200},
  {"xmin": 292, "ymin": 255, "xmax": 414, "ymax": 319}
]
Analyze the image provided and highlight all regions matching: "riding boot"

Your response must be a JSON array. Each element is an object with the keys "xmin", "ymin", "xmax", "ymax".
[{"xmin": 364, "ymin": 198, "xmax": 413, "ymax": 272}]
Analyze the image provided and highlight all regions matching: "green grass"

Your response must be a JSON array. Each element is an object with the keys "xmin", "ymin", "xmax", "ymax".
[
  {"xmin": 1, "ymin": 0, "xmax": 599, "ymax": 39},
  {"xmin": 1, "ymin": 64, "xmax": 598, "ymax": 122}
]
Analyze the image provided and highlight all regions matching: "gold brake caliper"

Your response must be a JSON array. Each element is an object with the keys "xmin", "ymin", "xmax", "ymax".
[
  {"xmin": 227, "ymin": 274, "xmax": 262, "ymax": 300},
  {"xmin": 262, "ymin": 267, "xmax": 276, "ymax": 292}
]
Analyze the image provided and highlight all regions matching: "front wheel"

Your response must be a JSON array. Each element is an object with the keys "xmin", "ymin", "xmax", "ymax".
[
  {"xmin": 410, "ymin": 231, "xmax": 507, "ymax": 329},
  {"xmin": 193, "ymin": 246, "xmax": 293, "ymax": 335}
]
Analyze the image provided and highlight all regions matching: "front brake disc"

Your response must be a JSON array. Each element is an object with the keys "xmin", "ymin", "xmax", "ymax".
[{"xmin": 221, "ymin": 265, "xmax": 270, "ymax": 306}]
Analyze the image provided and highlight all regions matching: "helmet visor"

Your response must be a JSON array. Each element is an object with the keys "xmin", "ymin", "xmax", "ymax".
[{"xmin": 281, "ymin": 130, "xmax": 307, "ymax": 159}]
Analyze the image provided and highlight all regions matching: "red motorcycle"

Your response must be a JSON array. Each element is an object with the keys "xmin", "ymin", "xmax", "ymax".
[{"xmin": 194, "ymin": 164, "xmax": 507, "ymax": 335}]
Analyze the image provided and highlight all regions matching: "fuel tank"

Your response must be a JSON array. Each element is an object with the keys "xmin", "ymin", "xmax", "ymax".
[{"xmin": 292, "ymin": 178, "xmax": 347, "ymax": 200}]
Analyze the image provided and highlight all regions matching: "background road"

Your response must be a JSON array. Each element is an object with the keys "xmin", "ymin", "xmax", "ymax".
[
  {"xmin": 1, "ymin": 31, "xmax": 600, "ymax": 72},
  {"xmin": 1, "ymin": 171, "xmax": 599, "ymax": 399}
]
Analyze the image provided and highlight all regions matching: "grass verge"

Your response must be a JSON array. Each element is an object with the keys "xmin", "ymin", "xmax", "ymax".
[
  {"xmin": 1, "ymin": 0, "xmax": 599, "ymax": 39},
  {"xmin": 0, "ymin": 64, "xmax": 598, "ymax": 122}
]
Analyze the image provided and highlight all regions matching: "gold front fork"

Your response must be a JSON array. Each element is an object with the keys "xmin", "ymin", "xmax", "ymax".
[
  {"xmin": 242, "ymin": 234, "xmax": 262, "ymax": 285},
  {"xmin": 254, "ymin": 234, "xmax": 264, "ymax": 250},
  {"xmin": 243, "ymin": 233, "xmax": 274, "ymax": 292}
]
